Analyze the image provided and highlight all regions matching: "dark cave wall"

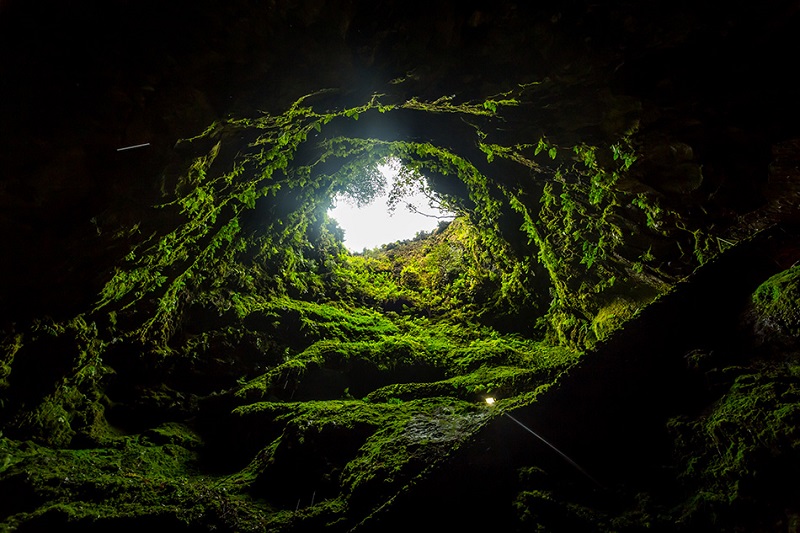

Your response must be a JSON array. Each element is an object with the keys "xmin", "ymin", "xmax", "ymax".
[{"xmin": 1, "ymin": 0, "xmax": 799, "ymax": 325}]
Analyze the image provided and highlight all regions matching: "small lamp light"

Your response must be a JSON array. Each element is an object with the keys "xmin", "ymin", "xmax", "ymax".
[{"xmin": 485, "ymin": 397, "xmax": 496, "ymax": 406}]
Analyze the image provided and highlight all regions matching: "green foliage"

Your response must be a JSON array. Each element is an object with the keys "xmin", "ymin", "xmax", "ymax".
[
  {"xmin": 328, "ymin": 217, "xmax": 542, "ymax": 329},
  {"xmin": 92, "ymin": 91, "xmax": 393, "ymax": 344},
  {"xmin": 0, "ymin": 66, "xmax": 761, "ymax": 533},
  {"xmin": 1, "ymin": 316, "xmax": 112, "ymax": 447},
  {"xmin": 0, "ymin": 429, "xmax": 280, "ymax": 531},
  {"xmin": 668, "ymin": 366, "xmax": 800, "ymax": 529},
  {"xmin": 590, "ymin": 298, "xmax": 639, "ymax": 343},
  {"xmin": 230, "ymin": 284, "xmax": 579, "ymax": 405},
  {"xmin": 610, "ymin": 142, "xmax": 636, "ymax": 170},
  {"xmin": 334, "ymin": 163, "xmax": 386, "ymax": 208},
  {"xmin": 0, "ymin": 332, "xmax": 23, "ymax": 394},
  {"xmin": 338, "ymin": 398, "xmax": 488, "ymax": 501},
  {"xmin": 86, "ymin": 82, "xmax": 698, "ymax": 354},
  {"xmin": 631, "ymin": 195, "xmax": 663, "ymax": 230},
  {"xmin": 750, "ymin": 265, "xmax": 800, "ymax": 339}
]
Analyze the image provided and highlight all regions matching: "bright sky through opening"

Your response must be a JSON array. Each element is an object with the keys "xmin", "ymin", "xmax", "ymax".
[{"xmin": 328, "ymin": 163, "xmax": 454, "ymax": 252}]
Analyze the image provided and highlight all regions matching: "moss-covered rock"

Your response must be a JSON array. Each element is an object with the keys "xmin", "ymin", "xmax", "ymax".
[
  {"xmin": 590, "ymin": 297, "xmax": 641, "ymax": 343},
  {"xmin": 749, "ymin": 265, "xmax": 800, "ymax": 346},
  {"xmin": 0, "ymin": 430, "xmax": 244, "ymax": 531},
  {"xmin": 667, "ymin": 366, "xmax": 800, "ymax": 531}
]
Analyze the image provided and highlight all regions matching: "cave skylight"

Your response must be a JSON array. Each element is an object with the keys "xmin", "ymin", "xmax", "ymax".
[{"xmin": 328, "ymin": 160, "xmax": 455, "ymax": 252}]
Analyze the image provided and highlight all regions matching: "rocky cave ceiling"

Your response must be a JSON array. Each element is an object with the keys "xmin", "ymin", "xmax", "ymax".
[{"xmin": 1, "ymin": 0, "xmax": 798, "ymax": 322}]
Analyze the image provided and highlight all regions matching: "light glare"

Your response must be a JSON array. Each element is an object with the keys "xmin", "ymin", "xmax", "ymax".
[{"xmin": 328, "ymin": 162, "xmax": 453, "ymax": 252}]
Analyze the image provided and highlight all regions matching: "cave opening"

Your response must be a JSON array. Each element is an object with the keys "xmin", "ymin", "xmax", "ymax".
[{"xmin": 327, "ymin": 157, "xmax": 456, "ymax": 253}]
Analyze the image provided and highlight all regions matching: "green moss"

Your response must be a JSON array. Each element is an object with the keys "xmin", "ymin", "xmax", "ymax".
[
  {"xmin": 232, "ymin": 397, "xmax": 391, "ymax": 427},
  {"xmin": 668, "ymin": 365, "xmax": 800, "ymax": 529},
  {"xmin": 224, "ymin": 395, "xmax": 496, "ymax": 528},
  {"xmin": 590, "ymin": 297, "xmax": 640, "ymax": 343},
  {"xmin": 0, "ymin": 430, "xmax": 270, "ymax": 531},
  {"xmin": 81, "ymin": 83, "xmax": 685, "ymax": 357},
  {"xmin": 363, "ymin": 364, "xmax": 563, "ymax": 404},
  {"xmin": 0, "ymin": 333, "xmax": 23, "ymax": 397},
  {"xmin": 1, "ymin": 316, "xmax": 114, "ymax": 448},
  {"xmin": 0, "ymin": 76, "xmax": 752, "ymax": 532},
  {"xmin": 515, "ymin": 489, "xmax": 608, "ymax": 531},
  {"xmin": 338, "ymin": 398, "xmax": 490, "ymax": 504},
  {"xmin": 244, "ymin": 297, "xmax": 401, "ymax": 345},
  {"xmin": 751, "ymin": 265, "xmax": 800, "ymax": 340},
  {"xmin": 232, "ymin": 306, "xmax": 579, "ymax": 405}
]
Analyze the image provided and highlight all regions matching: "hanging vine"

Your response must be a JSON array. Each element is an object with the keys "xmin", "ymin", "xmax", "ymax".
[{"xmin": 86, "ymin": 82, "xmax": 712, "ymax": 350}]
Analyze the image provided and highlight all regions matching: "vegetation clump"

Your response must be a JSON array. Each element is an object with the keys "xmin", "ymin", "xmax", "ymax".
[
  {"xmin": 667, "ymin": 366, "xmax": 800, "ymax": 531},
  {"xmin": 749, "ymin": 265, "xmax": 800, "ymax": 344}
]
